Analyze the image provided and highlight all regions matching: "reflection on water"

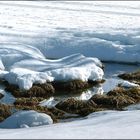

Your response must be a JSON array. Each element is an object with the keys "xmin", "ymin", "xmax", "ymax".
[
  {"xmin": 40, "ymin": 63, "xmax": 140, "ymax": 108},
  {"xmin": 0, "ymin": 84, "xmax": 15, "ymax": 105},
  {"xmin": 103, "ymin": 62, "xmax": 139, "ymax": 78},
  {"xmin": 0, "ymin": 63, "xmax": 139, "ymax": 107},
  {"xmin": 77, "ymin": 86, "xmax": 104, "ymax": 100}
]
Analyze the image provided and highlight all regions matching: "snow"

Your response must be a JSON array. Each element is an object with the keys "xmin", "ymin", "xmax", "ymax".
[
  {"xmin": 0, "ymin": 52, "xmax": 103, "ymax": 90},
  {"xmin": 125, "ymin": 104, "xmax": 140, "ymax": 111},
  {"xmin": 0, "ymin": 1, "xmax": 140, "ymax": 63},
  {"xmin": 40, "ymin": 97, "xmax": 59, "ymax": 108},
  {"xmin": 0, "ymin": 110, "xmax": 53, "ymax": 129},
  {"xmin": 0, "ymin": 110, "xmax": 140, "ymax": 139},
  {"xmin": 118, "ymin": 80, "xmax": 139, "ymax": 88},
  {"xmin": 0, "ymin": 1, "xmax": 140, "ymax": 138}
]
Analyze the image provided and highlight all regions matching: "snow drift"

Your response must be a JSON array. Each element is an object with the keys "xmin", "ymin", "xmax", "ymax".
[
  {"xmin": 0, "ymin": 1, "xmax": 140, "ymax": 64},
  {"xmin": 0, "ymin": 110, "xmax": 53, "ymax": 128},
  {"xmin": 0, "ymin": 43, "xmax": 104, "ymax": 90},
  {"xmin": 0, "ymin": 110, "xmax": 140, "ymax": 139},
  {"xmin": 0, "ymin": 1, "xmax": 140, "ymax": 139}
]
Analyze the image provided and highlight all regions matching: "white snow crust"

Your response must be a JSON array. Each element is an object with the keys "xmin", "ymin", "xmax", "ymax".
[
  {"xmin": 0, "ymin": 110, "xmax": 53, "ymax": 129},
  {"xmin": 0, "ymin": 110, "xmax": 140, "ymax": 139}
]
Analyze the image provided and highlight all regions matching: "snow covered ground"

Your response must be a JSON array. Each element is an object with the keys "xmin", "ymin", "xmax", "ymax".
[
  {"xmin": 0, "ymin": 1, "xmax": 140, "ymax": 63},
  {"xmin": 0, "ymin": 110, "xmax": 140, "ymax": 139},
  {"xmin": 0, "ymin": 1, "xmax": 140, "ymax": 139},
  {"xmin": 0, "ymin": 110, "xmax": 53, "ymax": 129}
]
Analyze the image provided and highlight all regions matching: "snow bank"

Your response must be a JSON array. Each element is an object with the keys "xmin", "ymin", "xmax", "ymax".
[
  {"xmin": 0, "ymin": 110, "xmax": 53, "ymax": 128},
  {"xmin": 0, "ymin": 1, "xmax": 140, "ymax": 63},
  {"xmin": 0, "ymin": 45, "xmax": 103, "ymax": 90},
  {"xmin": 0, "ymin": 110, "xmax": 140, "ymax": 138}
]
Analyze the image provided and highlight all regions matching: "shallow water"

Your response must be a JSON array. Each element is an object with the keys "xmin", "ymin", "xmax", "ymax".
[
  {"xmin": 0, "ymin": 62, "xmax": 140, "ymax": 127},
  {"xmin": 0, "ymin": 63, "xmax": 140, "ymax": 107},
  {"xmin": 0, "ymin": 63, "xmax": 139, "ymax": 107},
  {"xmin": 40, "ymin": 63, "xmax": 140, "ymax": 107}
]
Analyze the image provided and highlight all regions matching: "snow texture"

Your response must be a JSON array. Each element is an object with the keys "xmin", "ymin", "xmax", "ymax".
[
  {"xmin": 0, "ymin": 50, "xmax": 103, "ymax": 90},
  {"xmin": 119, "ymin": 80, "xmax": 139, "ymax": 88},
  {"xmin": 0, "ymin": 110, "xmax": 140, "ymax": 139},
  {"xmin": 0, "ymin": 110, "xmax": 53, "ymax": 128},
  {"xmin": 0, "ymin": 1, "xmax": 140, "ymax": 138},
  {"xmin": 0, "ymin": 1, "xmax": 140, "ymax": 63}
]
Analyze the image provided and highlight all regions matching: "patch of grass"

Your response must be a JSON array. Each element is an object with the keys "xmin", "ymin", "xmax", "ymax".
[
  {"xmin": 56, "ymin": 87, "xmax": 140, "ymax": 115},
  {"xmin": 90, "ymin": 94, "xmax": 135, "ymax": 109},
  {"xmin": 5, "ymin": 83, "xmax": 55, "ymax": 98},
  {"xmin": 55, "ymin": 97, "xmax": 104, "ymax": 116},
  {"xmin": 118, "ymin": 70, "xmax": 140, "ymax": 85},
  {"xmin": 0, "ymin": 104, "xmax": 12, "ymax": 122},
  {"xmin": 90, "ymin": 87, "xmax": 140, "ymax": 109},
  {"xmin": 14, "ymin": 97, "xmax": 44, "ymax": 106},
  {"xmin": 52, "ymin": 79, "xmax": 105, "ymax": 92}
]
